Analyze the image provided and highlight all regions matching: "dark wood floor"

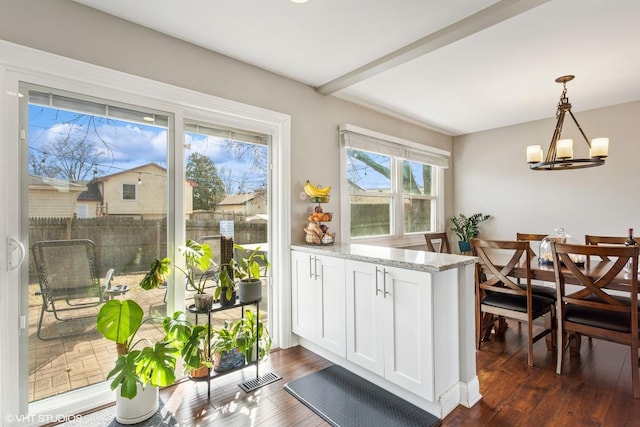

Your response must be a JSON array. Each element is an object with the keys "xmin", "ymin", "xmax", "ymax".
[{"xmin": 151, "ymin": 324, "xmax": 640, "ymax": 426}]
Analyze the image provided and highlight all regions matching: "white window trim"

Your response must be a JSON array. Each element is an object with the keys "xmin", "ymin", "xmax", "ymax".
[
  {"xmin": 339, "ymin": 124, "xmax": 448, "ymax": 247},
  {"xmin": 0, "ymin": 40, "xmax": 292, "ymax": 423}
]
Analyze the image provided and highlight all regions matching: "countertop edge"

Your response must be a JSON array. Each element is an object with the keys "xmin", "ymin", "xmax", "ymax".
[{"xmin": 291, "ymin": 243, "xmax": 477, "ymax": 273}]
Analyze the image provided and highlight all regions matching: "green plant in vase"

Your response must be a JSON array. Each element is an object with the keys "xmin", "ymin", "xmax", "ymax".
[
  {"xmin": 235, "ymin": 309, "xmax": 272, "ymax": 363},
  {"xmin": 140, "ymin": 239, "xmax": 218, "ymax": 310},
  {"xmin": 450, "ymin": 213, "xmax": 491, "ymax": 253},
  {"xmin": 220, "ymin": 243, "xmax": 270, "ymax": 303},
  {"xmin": 96, "ymin": 300, "xmax": 193, "ymax": 399}
]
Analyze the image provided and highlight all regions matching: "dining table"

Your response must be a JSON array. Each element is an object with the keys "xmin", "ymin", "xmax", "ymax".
[{"xmin": 492, "ymin": 255, "xmax": 637, "ymax": 291}]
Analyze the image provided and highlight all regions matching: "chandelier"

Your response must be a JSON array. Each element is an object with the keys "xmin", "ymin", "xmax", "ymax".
[{"xmin": 526, "ymin": 75, "xmax": 608, "ymax": 170}]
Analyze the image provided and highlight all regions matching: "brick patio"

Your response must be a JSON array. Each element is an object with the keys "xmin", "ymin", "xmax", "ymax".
[{"xmin": 28, "ymin": 273, "xmax": 269, "ymax": 402}]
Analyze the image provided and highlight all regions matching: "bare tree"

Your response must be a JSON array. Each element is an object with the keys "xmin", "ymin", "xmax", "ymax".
[{"xmin": 32, "ymin": 135, "xmax": 105, "ymax": 181}]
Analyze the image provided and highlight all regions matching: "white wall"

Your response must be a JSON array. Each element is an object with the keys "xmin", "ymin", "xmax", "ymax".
[
  {"xmin": 0, "ymin": 0, "xmax": 452, "ymax": 245},
  {"xmin": 453, "ymin": 101, "xmax": 640, "ymax": 244}
]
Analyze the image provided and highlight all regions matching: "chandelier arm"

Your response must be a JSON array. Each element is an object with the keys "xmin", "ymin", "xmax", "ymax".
[
  {"xmin": 567, "ymin": 110, "xmax": 592, "ymax": 147},
  {"xmin": 546, "ymin": 110, "xmax": 566, "ymax": 162}
]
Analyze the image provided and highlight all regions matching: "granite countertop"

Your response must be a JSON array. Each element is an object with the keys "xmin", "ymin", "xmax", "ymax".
[{"xmin": 291, "ymin": 243, "xmax": 477, "ymax": 273}]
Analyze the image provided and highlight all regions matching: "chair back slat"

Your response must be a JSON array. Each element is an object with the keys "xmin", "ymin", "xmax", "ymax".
[{"xmin": 424, "ymin": 232, "xmax": 451, "ymax": 254}]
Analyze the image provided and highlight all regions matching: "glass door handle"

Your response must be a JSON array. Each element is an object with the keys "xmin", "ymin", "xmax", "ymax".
[{"xmin": 7, "ymin": 237, "xmax": 25, "ymax": 271}]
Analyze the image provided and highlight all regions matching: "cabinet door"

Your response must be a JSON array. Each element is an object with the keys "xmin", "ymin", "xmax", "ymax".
[
  {"xmin": 382, "ymin": 266, "xmax": 434, "ymax": 400},
  {"xmin": 345, "ymin": 260, "xmax": 385, "ymax": 376},
  {"xmin": 291, "ymin": 251, "xmax": 317, "ymax": 340},
  {"xmin": 316, "ymin": 255, "xmax": 346, "ymax": 357}
]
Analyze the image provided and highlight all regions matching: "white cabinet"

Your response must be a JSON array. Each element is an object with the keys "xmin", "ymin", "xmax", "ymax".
[
  {"xmin": 291, "ymin": 250, "xmax": 346, "ymax": 357},
  {"xmin": 345, "ymin": 260, "xmax": 434, "ymax": 400}
]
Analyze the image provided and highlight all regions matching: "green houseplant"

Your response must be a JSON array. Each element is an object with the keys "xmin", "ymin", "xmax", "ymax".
[
  {"xmin": 235, "ymin": 309, "xmax": 272, "ymax": 363},
  {"xmin": 96, "ymin": 299, "xmax": 196, "ymax": 423},
  {"xmin": 450, "ymin": 213, "xmax": 491, "ymax": 253},
  {"xmin": 220, "ymin": 243, "xmax": 270, "ymax": 303},
  {"xmin": 210, "ymin": 321, "xmax": 245, "ymax": 372},
  {"xmin": 140, "ymin": 239, "xmax": 219, "ymax": 310}
]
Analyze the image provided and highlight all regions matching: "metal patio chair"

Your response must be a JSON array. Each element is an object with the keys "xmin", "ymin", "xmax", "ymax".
[{"xmin": 32, "ymin": 239, "xmax": 127, "ymax": 340}]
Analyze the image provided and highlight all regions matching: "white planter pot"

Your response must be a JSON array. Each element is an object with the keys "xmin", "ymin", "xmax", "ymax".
[
  {"xmin": 115, "ymin": 384, "xmax": 159, "ymax": 425},
  {"xmin": 238, "ymin": 279, "xmax": 262, "ymax": 303}
]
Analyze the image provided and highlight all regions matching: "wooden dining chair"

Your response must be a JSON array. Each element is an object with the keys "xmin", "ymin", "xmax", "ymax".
[
  {"xmin": 551, "ymin": 242, "xmax": 640, "ymax": 398},
  {"xmin": 424, "ymin": 232, "xmax": 451, "ymax": 254},
  {"xmin": 585, "ymin": 234, "xmax": 640, "ymax": 263},
  {"xmin": 515, "ymin": 232, "xmax": 557, "ymax": 301},
  {"xmin": 516, "ymin": 232, "xmax": 547, "ymax": 257},
  {"xmin": 471, "ymin": 238, "xmax": 556, "ymax": 367}
]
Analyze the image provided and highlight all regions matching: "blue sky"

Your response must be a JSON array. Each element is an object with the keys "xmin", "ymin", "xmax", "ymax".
[{"xmin": 28, "ymin": 105, "xmax": 267, "ymax": 193}]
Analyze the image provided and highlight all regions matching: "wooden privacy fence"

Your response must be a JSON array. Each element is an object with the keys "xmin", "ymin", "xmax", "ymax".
[{"xmin": 28, "ymin": 216, "xmax": 267, "ymax": 281}]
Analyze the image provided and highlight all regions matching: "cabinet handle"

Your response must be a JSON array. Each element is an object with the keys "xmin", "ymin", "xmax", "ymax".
[
  {"xmin": 383, "ymin": 269, "xmax": 392, "ymax": 298},
  {"xmin": 309, "ymin": 255, "xmax": 314, "ymax": 279},
  {"xmin": 314, "ymin": 257, "xmax": 320, "ymax": 280},
  {"xmin": 375, "ymin": 267, "xmax": 382, "ymax": 295}
]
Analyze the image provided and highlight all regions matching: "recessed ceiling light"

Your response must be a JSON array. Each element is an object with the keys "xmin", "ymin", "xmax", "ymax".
[{"xmin": 291, "ymin": 0, "xmax": 309, "ymax": 3}]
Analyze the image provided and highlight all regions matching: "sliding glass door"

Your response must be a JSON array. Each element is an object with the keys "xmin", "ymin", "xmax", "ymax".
[{"xmin": 20, "ymin": 84, "xmax": 172, "ymax": 404}]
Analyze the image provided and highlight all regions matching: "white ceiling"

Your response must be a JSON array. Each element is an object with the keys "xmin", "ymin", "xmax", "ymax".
[{"xmin": 73, "ymin": 0, "xmax": 640, "ymax": 136}]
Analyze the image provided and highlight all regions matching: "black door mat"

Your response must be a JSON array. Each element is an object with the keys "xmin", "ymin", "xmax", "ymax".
[
  {"xmin": 284, "ymin": 365, "xmax": 441, "ymax": 427},
  {"xmin": 239, "ymin": 371, "xmax": 282, "ymax": 392}
]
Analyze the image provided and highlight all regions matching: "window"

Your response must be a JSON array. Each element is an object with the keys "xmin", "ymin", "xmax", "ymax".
[
  {"xmin": 340, "ymin": 124, "xmax": 449, "ymax": 245},
  {"xmin": 122, "ymin": 183, "xmax": 136, "ymax": 200}
]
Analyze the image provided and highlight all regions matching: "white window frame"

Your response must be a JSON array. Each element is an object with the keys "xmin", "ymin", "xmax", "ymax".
[{"xmin": 339, "ymin": 124, "xmax": 449, "ymax": 247}]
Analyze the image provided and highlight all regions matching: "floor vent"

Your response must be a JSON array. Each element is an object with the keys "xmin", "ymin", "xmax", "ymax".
[{"xmin": 239, "ymin": 372, "xmax": 282, "ymax": 392}]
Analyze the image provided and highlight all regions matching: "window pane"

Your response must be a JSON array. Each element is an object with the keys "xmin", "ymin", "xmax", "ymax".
[
  {"xmin": 184, "ymin": 127, "xmax": 271, "ymax": 340},
  {"xmin": 350, "ymin": 195, "xmax": 391, "ymax": 237},
  {"xmin": 403, "ymin": 160, "xmax": 432, "ymax": 196},
  {"xmin": 347, "ymin": 149, "xmax": 391, "ymax": 192},
  {"xmin": 404, "ymin": 197, "xmax": 432, "ymax": 233},
  {"xmin": 122, "ymin": 183, "xmax": 136, "ymax": 200}
]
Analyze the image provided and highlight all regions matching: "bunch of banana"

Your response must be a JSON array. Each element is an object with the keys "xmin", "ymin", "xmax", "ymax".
[{"xmin": 304, "ymin": 180, "xmax": 331, "ymax": 198}]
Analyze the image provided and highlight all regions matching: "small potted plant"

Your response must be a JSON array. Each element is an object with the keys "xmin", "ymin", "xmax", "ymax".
[
  {"xmin": 215, "ymin": 263, "xmax": 237, "ymax": 307},
  {"xmin": 220, "ymin": 243, "xmax": 270, "ymax": 303},
  {"xmin": 210, "ymin": 321, "xmax": 245, "ymax": 372},
  {"xmin": 450, "ymin": 213, "xmax": 491, "ymax": 253},
  {"xmin": 235, "ymin": 309, "xmax": 272, "ymax": 363},
  {"xmin": 140, "ymin": 239, "xmax": 218, "ymax": 310}
]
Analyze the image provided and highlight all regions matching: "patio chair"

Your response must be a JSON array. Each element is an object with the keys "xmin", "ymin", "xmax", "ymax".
[{"xmin": 32, "ymin": 239, "xmax": 127, "ymax": 340}]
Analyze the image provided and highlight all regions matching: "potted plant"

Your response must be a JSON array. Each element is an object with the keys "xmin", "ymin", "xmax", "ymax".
[
  {"xmin": 235, "ymin": 309, "xmax": 272, "ymax": 363},
  {"xmin": 221, "ymin": 243, "xmax": 270, "ymax": 303},
  {"xmin": 210, "ymin": 321, "xmax": 245, "ymax": 372},
  {"xmin": 179, "ymin": 322, "xmax": 214, "ymax": 379},
  {"xmin": 140, "ymin": 239, "xmax": 218, "ymax": 310},
  {"xmin": 96, "ymin": 299, "xmax": 194, "ymax": 424},
  {"xmin": 450, "ymin": 213, "xmax": 491, "ymax": 253},
  {"xmin": 215, "ymin": 263, "xmax": 237, "ymax": 307}
]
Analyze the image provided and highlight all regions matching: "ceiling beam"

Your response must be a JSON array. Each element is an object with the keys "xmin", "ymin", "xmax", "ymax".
[{"xmin": 316, "ymin": 0, "xmax": 549, "ymax": 95}]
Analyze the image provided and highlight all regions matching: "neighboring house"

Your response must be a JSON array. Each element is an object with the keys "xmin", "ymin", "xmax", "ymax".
[
  {"xmin": 215, "ymin": 190, "xmax": 267, "ymax": 215},
  {"xmin": 76, "ymin": 163, "xmax": 195, "ymax": 219},
  {"xmin": 28, "ymin": 176, "xmax": 85, "ymax": 218}
]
